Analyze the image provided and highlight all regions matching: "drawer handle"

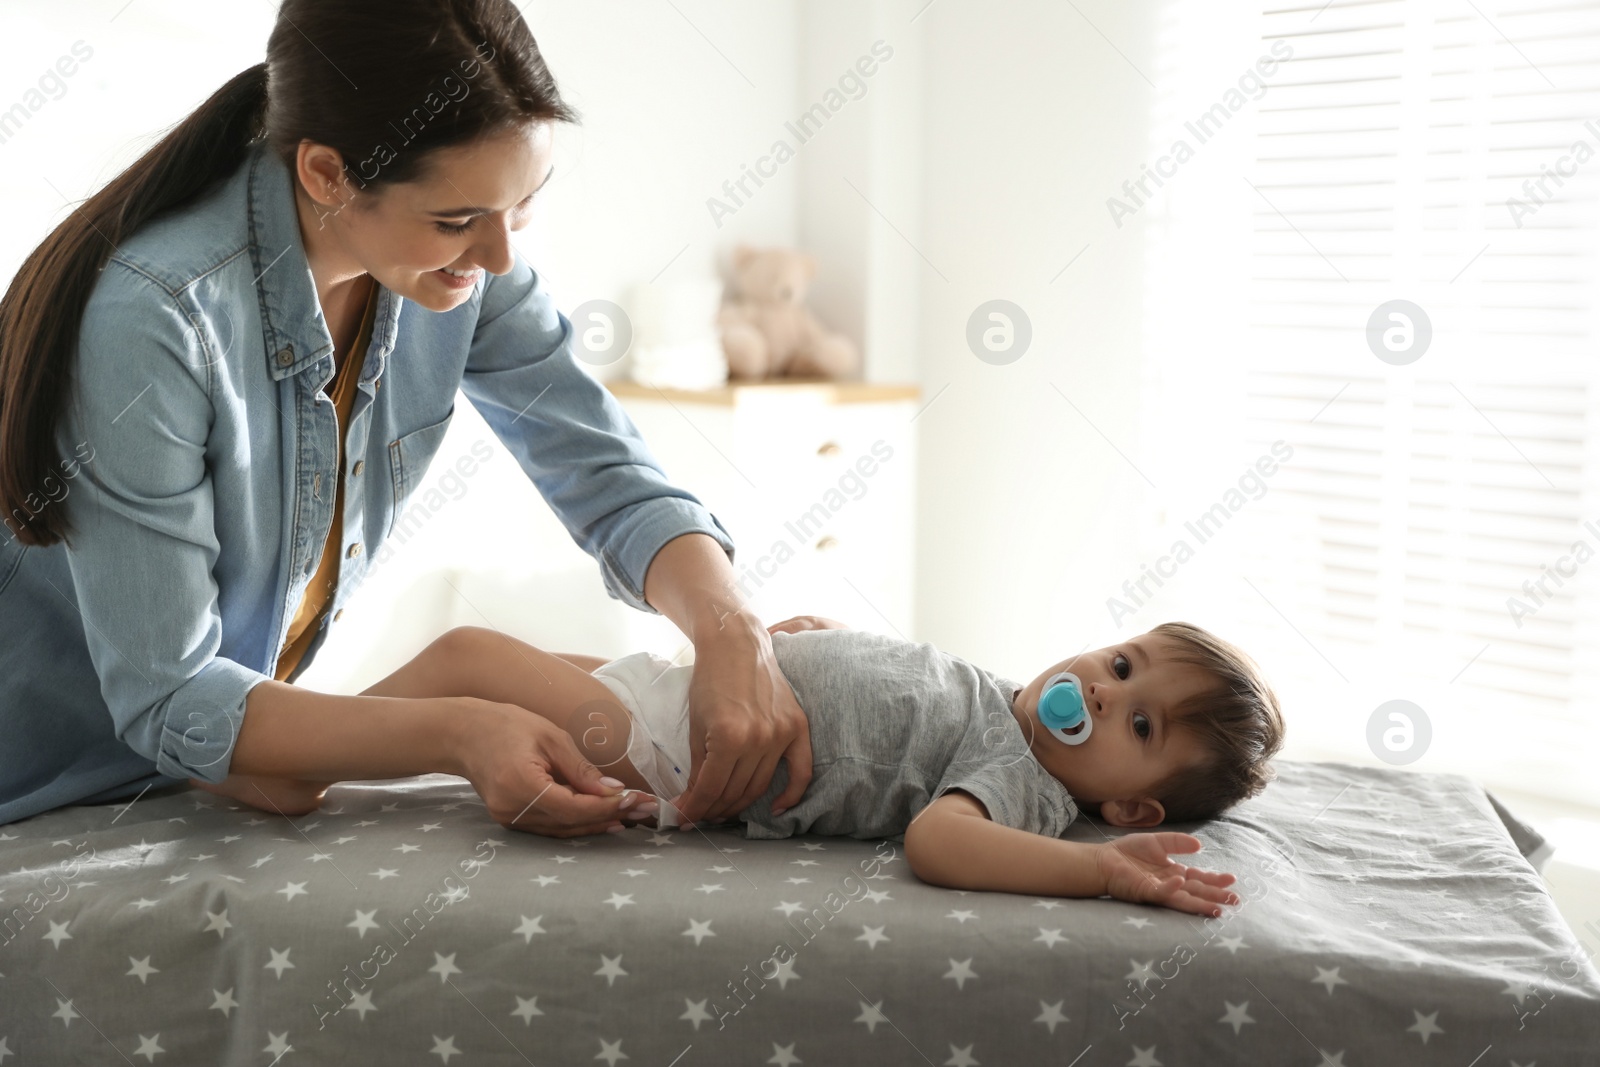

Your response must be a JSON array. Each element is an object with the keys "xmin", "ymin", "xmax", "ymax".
[
  {"xmin": 816, "ymin": 441, "xmax": 842, "ymax": 457},
  {"xmin": 815, "ymin": 535, "xmax": 839, "ymax": 552}
]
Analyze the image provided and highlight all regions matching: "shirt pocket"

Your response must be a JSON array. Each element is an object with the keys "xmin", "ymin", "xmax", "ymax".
[{"xmin": 386, "ymin": 404, "xmax": 456, "ymax": 539}]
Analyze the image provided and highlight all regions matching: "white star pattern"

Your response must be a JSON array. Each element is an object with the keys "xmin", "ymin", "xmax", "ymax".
[
  {"xmin": 347, "ymin": 990, "xmax": 378, "ymax": 1020},
  {"xmin": 52, "ymin": 998, "xmax": 80, "ymax": 1027},
  {"xmin": 203, "ymin": 909, "xmax": 232, "ymax": 939},
  {"xmin": 768, "ymin": 1042, "xmax": 801, "ymax": 1066},
  {"xmin": 126, "ymin": 956, "xmax": 160, "ymax": 983},
  {"xmin": 1311, "ymin": 966, "xmax": 1348, "ymax": 995},
  {"xmin": 511, "ymin": 996, "xmax": 542, "ymax": 1024},
  {"xmin": 945, "ymin": 1043, "xmax": 979, "ymax": 1066},
  {"xmin": 682, "ymin": 919, "xmax": 716, "ymax": 945},
  {"xmin": 1127, "ymin": 1045, "xmax": 1162, "ymax": 1066},
  {"xmin": 263, "ymin": 1031, "xmax": 293, "ymax": 1064},
  {"xmin": 769, "ymin": 956, "xmax": 800, "ymax": 989},
  {"xmin": 1034, "ymin": 928, "xmax": 1068, "ymax": 948},
  {"xmin": 596, "ymin": 1037, "xmax": 627, "ymax": 1065},
  {"xmin": 348, "ymin": 910, "xmax": 380, "ymax": 938},
  {"xmin": 429, "ymin": 1034, "xmax": 461, "ymax": 1063},
  {"xmin": 429, "ymin": 953, "xmax": 462, "ymax": 983},
  {"xmin": 1218, "ymin": 1000, "xmax": 1254, "ymax": 1034},
  {"xmin": 42, "ymin": 920, "xmax": 72, "ymax": 948},
  {"xmin": 596, "ymin": 954, "xmax": 628, "ymax": 986},
  {"xmin": 514, "ymin": 915, "xmax": 546, "ymax": 942},
  {"xmin": 1405, "ymin": 1009, "xmax": 1443, "ymax": 1044},
  {"xmin": 264, "ymin": 948, "xmax": 295, "ymax": 978},
  {"xmin": 210, "ymin": 989, "xmax": 239, "ymax": 1017},
  {"xmin": 943, "ymin": 958, "xmax": 978, "ymax": 990},
  {"xmin": 1034, "ymin": 1000, "xmax": 1069, "ymax": 1033},
  {"xmin": 855, "ymin": 1000, "xmax": 889, "ymax": 1033},
  {"xmin": 680, "ymin": 999, "xmax": 714, "ymax": 1030},
  {"xmin": 1125, "ymin": 959, "xmax": 1158, "ymax": 989},
  {"xmin": 132, "ymin": 1033, "xmax": 164, "ymax": 1062},
  {"xmin": 856, "ymin": 926, "xmax": 890, "ymax": 950}
]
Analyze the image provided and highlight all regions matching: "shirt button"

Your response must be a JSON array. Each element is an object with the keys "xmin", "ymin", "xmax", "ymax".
[
  {"xmin": 352, "ymin": 460, "xmax": 364, "ymax": 476},
  {"xmin": 334, "ymin": 609, "xmax": 345, "ymax": 622},
  {"xmin": 347, "ymin": 543, "xmax": 362, "ymax": 558},
  {"xmin": 275, "ymin": 346, "xmax": 294, "ymax": 367}
]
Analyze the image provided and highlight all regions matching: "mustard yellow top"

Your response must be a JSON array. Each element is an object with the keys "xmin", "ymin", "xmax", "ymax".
[{"xmin": 274, "ymin": 282, "xmax": 380, "ymax": 681}]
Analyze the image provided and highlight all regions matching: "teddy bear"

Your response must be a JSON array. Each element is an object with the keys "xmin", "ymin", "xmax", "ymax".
[{"xmin": 717, "ymin": 245, "xmax": 859, "ymax": 380}]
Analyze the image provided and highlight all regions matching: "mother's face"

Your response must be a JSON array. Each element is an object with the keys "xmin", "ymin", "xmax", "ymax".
[{"xmin": 300, "ymin": 121, "xmax": 556, "ymax": 313}]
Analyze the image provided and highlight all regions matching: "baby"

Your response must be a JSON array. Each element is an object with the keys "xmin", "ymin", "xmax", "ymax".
[{"xmin": 201, "ymin": 618, "xmax": 1284, "ymax": 918}]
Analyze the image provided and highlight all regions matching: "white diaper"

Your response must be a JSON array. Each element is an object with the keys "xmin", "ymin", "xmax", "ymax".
[{"xmin": 590, "ymin": 651, "xmax": 695, "ymax": 828}]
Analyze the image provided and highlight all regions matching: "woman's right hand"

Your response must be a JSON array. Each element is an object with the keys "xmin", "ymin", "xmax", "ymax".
[{"xmin": 452, "ymin": 698, "xmax": 638, "ymax": 838}]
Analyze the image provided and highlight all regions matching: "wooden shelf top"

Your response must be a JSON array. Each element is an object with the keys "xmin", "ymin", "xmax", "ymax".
[{"xmin": 604, "ymin": 378, "xmax": 921, "ymax": 405}]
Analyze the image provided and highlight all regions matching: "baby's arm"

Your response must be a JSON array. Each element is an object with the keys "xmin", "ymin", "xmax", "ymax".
[{"xmin": 904, "ymin": 792, "xmax": 1240, "ymax": 916}]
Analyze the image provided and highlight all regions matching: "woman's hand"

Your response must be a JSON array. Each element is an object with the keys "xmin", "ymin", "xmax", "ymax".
[
  {"xmin": 673, "ymin": 611, "xmax": 814, "ymax": 827},
  {"xmin": 453, "ymin": 698, "xmax": 638, "ymax": 838},
  {"xmin": 1093, "ymin": 832, "xmax": 1241, "ymax": 918},
  {"xmin": 766, "ymin": 614, "xmax": 851, "ymax": 635}
]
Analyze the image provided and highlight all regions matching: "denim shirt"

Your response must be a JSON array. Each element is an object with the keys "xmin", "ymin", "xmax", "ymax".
[{"xmin": 0, "ymin": 141, "xmax": 735, "ymax": 825}]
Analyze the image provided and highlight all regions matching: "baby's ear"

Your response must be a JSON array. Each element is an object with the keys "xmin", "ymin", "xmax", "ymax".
[{"xmin": 1099, "ymin": 797, "xmax": 1165, "ymax": 828}]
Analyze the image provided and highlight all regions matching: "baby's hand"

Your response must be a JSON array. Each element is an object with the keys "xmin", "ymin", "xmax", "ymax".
[{"xmin": 1093, "ymin": 832, "xmax": 1240, "ymax": 918}]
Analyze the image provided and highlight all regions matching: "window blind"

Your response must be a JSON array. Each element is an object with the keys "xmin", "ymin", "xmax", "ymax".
[{"xmin": 1141, "ymin": 0, "xmax": 1600, "ymax": 807}]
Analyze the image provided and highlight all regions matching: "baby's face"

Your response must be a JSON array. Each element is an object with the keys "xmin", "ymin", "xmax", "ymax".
[{"xmin": 1009, "ymin": 631, "xmax": 1214, "ymax": 826}]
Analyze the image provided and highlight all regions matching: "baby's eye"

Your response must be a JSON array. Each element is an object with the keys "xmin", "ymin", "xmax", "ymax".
[
  {"xmin": 1134, "ymin": 712, "xmax": 1151, "ymax": 740},
  {"xmin": 435, "ymin": 218, "xmax": 476, "ymax": 235},
  {"xmin": 1112, "ymin": 652, "xmax": 1131, "ymax": 680}
]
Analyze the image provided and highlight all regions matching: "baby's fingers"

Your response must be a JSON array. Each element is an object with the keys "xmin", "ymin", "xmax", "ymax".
[
  {"xmin": 1186, "ymin": 880, "xmax": 1241, "ymax": 906},
  {"xmin": 1165, "ymin": 886, "xmax": 1236, "ymax": 918}
]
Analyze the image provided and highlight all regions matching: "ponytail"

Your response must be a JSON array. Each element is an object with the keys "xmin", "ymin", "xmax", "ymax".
[{"xmin": 0, "ymin": 64, "xmax": 268, "ymax": 547}]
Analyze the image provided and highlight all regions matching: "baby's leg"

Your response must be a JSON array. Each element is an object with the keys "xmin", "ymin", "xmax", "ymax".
[{"xmin": 361, "ymin": 626, "xmax": 655, "ymax": 795}]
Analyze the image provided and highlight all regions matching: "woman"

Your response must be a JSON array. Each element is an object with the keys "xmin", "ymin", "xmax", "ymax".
[{"xmin": 0, "ymin": 0, "xmax": 812, "ymax": 836}]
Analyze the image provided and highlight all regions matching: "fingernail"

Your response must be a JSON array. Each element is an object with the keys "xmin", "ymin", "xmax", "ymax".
[
  {"xmin": 600, "ymin": 777, "xmax": 625, "ymax": 789},
  {"xmin": 606, "ymin": 823, "xmax": 626, "ymax": 834},
  {"xmin": 680, "ymin": 820, "xmax": 696, "ymax": 831},
  {"xmin": 772, "ymin": 806, "xmax": 787, "ymax": 816},
  {"xmin": 618, "ymin": 791, "xmax": 638, "ymax": 809},
  {"xmin": 635, "ymin": 801, "xmax": 659, "ymax": 815}
]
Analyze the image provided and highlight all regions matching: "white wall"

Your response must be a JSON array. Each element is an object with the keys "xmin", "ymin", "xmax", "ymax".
[{"xmin": 908, "ymin": 0, "xmax": 1157, "ymax": 684}]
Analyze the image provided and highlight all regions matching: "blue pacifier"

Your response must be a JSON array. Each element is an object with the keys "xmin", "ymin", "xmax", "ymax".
[{"xmin": 1038, "ymin": 671, "xmax": 1093, "ymax": 746}]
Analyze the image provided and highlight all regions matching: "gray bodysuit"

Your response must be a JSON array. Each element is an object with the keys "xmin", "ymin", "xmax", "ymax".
[{"xmin": 735, "ymin": 629, "xmax": 1079, "ymax": 843}]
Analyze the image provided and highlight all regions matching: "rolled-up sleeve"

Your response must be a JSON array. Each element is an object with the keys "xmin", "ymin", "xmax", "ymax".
[
  {"xmin": 57, "ymin": 263, "xmax": 270, "ymax": 784},
  {"xmin": 460, "ymin": 252, "xmax": 736, "ymax": 613}
]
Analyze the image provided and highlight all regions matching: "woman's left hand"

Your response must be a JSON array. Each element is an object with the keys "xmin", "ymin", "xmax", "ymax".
[{"xmin": 673, "ymin": 611, "xmax": 813, "ymax": 827}]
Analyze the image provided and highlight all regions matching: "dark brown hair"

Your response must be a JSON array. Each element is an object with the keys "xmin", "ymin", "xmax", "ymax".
[
  {"xmin": 0, "ymin": 0, "xmax": 578, "ymax": 547},
  {"xmin": 1139, "ymin": 621, "xmax": 1286, "ymax": 823}
]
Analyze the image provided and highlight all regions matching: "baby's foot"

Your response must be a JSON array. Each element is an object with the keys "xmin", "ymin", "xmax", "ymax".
[{"xmin": 189, "ymin": 774, "xmax": 332, "ymax": 816}]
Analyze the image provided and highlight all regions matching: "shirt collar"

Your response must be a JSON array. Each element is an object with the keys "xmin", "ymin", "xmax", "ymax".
[{"xmin": 245, "ymin": 142, "xmax": 401, "ymax": 384}]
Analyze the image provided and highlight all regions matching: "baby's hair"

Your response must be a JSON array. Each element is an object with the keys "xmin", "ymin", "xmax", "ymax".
[{"xmin": 1139, "ymin": 621, "xmax": 1286, "ymax": 823}]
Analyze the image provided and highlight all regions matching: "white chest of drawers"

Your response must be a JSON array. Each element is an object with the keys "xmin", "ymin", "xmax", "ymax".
[{"xmin": 605, "ymin": 379, "xmax": 921, "ymax": 642}]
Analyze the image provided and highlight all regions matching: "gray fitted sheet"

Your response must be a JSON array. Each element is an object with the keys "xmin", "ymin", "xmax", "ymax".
[{"xmin": 1, "ymin": 759, "xmax": 1597, "ymax": 1065}]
